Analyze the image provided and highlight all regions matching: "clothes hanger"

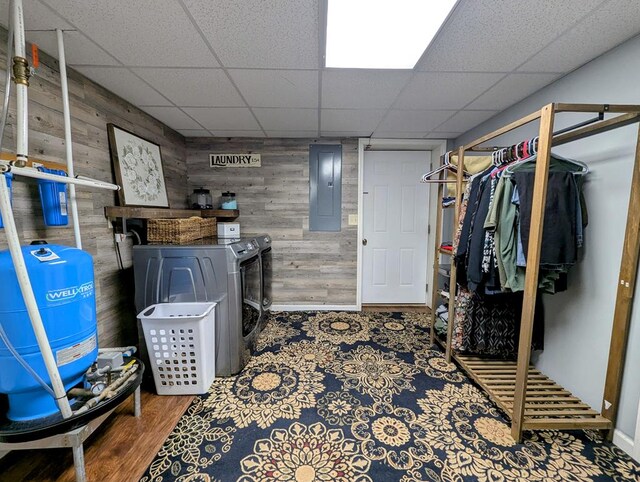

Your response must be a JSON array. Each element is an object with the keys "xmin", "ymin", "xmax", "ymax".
[
  {"xmin": 504, "ymin": 136, "xmax": 589, "ymax": 176},
  {"xmin": 420, "ymin": 150, "xmax": 469, "ymax": 183}
]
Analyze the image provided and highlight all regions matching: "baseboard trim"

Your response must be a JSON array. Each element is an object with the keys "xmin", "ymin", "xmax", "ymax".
[
  {"xmin": 613, "ymin": 429, "xmax": 636, "ymax": 460},
  {"xmin": 270, "ymin": 304, "xmax": 359, "ymax": 312}
]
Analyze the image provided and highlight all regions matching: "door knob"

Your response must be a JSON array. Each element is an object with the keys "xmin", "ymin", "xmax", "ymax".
[{"xmin": 362, "ymin": 238, "xmax": 367, "ymax": 246}]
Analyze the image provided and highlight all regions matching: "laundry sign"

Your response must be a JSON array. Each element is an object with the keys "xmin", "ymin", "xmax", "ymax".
[{"xmin": 210, "ymin": 153, "xmax": 261, "ymax": 168}]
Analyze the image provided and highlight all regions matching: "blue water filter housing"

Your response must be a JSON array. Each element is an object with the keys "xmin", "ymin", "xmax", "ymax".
[
  {"xmin": 0, "ymin": 243, "xmax": 98, "ymax": 420},
  {"xmin": 37, "ymin": 167, "xmax": 69, "ymax": 226}
]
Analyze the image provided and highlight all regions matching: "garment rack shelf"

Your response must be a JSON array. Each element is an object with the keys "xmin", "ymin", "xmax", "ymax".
[
  {"xmin": 432, "ymin": 336, "xmax": 611, "ymax": 431},
  {"xmin": 427, "ymin": 102, "xmax": 640, "ymax": 442},
  {"xmin": 454, "ymin": 356, "xmax": 612, "ymax": 430}
]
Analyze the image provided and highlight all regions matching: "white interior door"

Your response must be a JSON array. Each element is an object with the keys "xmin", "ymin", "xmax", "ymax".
[{"xmin": 362, "ymin": 151, "xmax": 430, "ymax": 304}]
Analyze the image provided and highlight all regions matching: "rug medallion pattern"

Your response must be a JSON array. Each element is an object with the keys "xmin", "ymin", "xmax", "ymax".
[{"xmin": 141, "ymin": 311, "xmax": 640, "ymax": 482}]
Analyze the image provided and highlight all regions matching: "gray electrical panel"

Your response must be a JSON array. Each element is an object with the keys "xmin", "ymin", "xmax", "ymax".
[{"xmin": 309, "ymin": 144, "xmax": 342, "ymax": 231}]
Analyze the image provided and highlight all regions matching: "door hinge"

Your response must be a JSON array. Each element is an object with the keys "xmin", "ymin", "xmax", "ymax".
[
  {"xmin": 428, "ymin": 224, "xmax": 431, "ymax": 235},
  {"xmin": 426, "ymin": 283, "xmax": 429, "ymax": 292}
]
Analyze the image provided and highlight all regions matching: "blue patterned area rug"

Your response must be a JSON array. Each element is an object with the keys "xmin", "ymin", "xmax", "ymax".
[{"xmin": 140, "ymin": 311, "xmax": 640, "ymax": 482}]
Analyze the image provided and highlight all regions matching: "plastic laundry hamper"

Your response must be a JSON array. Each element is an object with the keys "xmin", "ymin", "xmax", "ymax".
[{"xmin": 138, "ymin": 302, "xmax": 216, "ymax": 395}]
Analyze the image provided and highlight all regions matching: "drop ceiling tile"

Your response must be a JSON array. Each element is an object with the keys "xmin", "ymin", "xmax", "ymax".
[
  {"xmin": 134, "ymin": 68, "xmax": 244, "ymax": 107},
  {"xmin": 229, "ymin": 69, "xmax": 319, "ymax": 108},
  {"xmin": 209, "ymin": 130, "xmax": 266, "ymax": 138},
  {"xmin": 519, "ymin": 0, "xmax": 640, "ymax": 73},
  {"xmin": 253, "ymin": 108, "xmax": 318, "ymax": 131},
  {"xmin": 182, "ymin": 107, "xmax": 261, "ymax": 131},
  {"xmin": 394, "ymin": 73, "xmax": 504, "ymax": 110},
  {"xmin": 321, "ymin": 109, "xmax": 385, "ymax": 132},
  {"xmin": 467, "ymin": 73, "xmax": 561, "ymax": 110},
  {"xmin": 40, "ymin": 0, "xmax": 218, "ymax": 67},
  {"xmin": 416, "ymin": 0, "xmax": 604, "ymax": 72},
  {"xmin": 376, "ymin": 110, "xmax": 455, "ymax": 133},
  {"xmin": 177, "ymin": 129, "xmax": 211, "ymax": 137},
  {"xmin": 321, "ymin": 131, "xmax": 372, "ymax": 138},
  {"xmin": 321, "ymin": 70, "xmax": 412, "ymax": 109},
  {"xmin": 433, "ymin": 110, "xmax": 498, "ymax": 133},
  {"xmin": 266, "ymin": 131, "xmax": 318, "ymax": 138},
  {"xmin": 74, "ymin": 67, "xmax": 171, "ymax": 105},
  {"xmin": 0, "ymin": 0, "xmax": 71, "ymax": 30},
  {"xmin": 139, "ymin": 107, "xmax": 202, "ymax": 130},
  {"xmin": 373, "ymin": 131, "xmax": 438, "ymax": 139},
  {"xmin": 182, "ymin": 0, "xmax": 319, "ymax": 68},
  {"xmin": 424, "ymin": 132, "xmax": 462, "ymax": 139},
  {"xmin": 27, "ymin": 30, "xmax": 119, "ymax": 66}
]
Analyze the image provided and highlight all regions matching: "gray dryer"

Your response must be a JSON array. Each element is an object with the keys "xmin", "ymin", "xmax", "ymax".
[{"xmin": 133, "ymin": 237, "xmax": 261, "ymax": 377}]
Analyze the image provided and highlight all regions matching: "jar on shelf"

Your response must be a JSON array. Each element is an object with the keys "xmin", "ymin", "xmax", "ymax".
[
  {"xmin": 190, "ymin": 188, "xmax": 213, "ymax": 209},
  {"xmin": 220, "ymin": 191, "xmax": 237, "ymax": 210}
]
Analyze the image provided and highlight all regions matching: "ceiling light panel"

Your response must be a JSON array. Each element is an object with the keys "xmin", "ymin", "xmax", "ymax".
[{"xmin": 325, "ymin": 0, "xmax": 456, "ymax": 69}]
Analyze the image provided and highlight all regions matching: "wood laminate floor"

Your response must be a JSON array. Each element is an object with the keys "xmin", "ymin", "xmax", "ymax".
[{"xmin": 0, "ymin": 390, "xmax": 193, "ymax": 482}]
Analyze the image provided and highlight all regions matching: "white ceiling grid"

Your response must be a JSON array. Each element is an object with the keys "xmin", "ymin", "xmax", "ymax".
[{"xmin": 1, "ymin": 0, "xmax": 638, "ymax": 138}]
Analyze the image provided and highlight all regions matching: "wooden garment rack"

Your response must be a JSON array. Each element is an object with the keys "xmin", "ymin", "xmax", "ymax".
[{"xmin": 429, "ymin": 103, "xmax": 640, "ymax": 442}]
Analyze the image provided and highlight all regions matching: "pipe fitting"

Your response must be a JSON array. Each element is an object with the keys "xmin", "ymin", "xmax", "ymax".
[{"xmin": 12, "ymin": 56, "xmax": 30, "ymax": 86}]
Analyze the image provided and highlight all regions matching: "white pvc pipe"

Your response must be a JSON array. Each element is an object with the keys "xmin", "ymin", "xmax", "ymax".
[
  {"xmin": 0, "ymin": 175, "xmax": 73, "ymax": 418},
  {"xmin": 0, "ymin": 0, "xmax": 14, "ymax": 151},
  {"xmin": 56, "ymin": 29, "xmax": 82, "ymax": 250},
  {"xmin": 12, "ymin": 0, "xmax": 27, "ymax": 164},
  {"xmin": 0, "ymin": 163, "xmax": 119, "ymax": 191}
]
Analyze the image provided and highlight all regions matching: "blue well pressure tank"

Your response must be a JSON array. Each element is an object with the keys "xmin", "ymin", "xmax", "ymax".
[{"xmin": 0, "ymin": 243, "xmax": 98, "ymax": 421}]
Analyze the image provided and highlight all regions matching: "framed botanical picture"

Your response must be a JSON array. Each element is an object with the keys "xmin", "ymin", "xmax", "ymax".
[{"xmin": 107, "ymin": 124, "xmax": 169, "ymax": 207}]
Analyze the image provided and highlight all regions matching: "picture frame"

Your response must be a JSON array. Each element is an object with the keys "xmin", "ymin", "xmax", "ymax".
[{"xmin": 107, "ymin": 123, "xmax": 169, "ymax": 207}]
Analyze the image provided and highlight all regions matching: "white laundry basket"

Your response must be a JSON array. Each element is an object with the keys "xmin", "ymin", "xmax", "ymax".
[{"xmin": 138, "ymin": 302, "xmax": 216, "ymax": 395}]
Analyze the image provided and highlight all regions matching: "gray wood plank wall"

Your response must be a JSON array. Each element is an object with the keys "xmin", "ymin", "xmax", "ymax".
[
  {"xmin": 187, "ymin": 138, "xmax": 358, "ymax": 305},
  {"xmin": 0, "ymin": 29, "xmax": 188, "ymax": 347}
]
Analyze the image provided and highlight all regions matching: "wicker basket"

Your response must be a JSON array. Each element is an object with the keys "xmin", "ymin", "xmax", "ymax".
[
  {"xmin": 200, "ymin": 218, "xmax": 217, "ymax": 238},
  {"xmin": 147, "ymin": 217, "xmax": 203, "ymax": 245}
]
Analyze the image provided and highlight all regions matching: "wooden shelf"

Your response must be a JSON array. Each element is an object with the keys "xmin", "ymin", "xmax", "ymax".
[
  {"xmin": 105, "ymin": 206, "xmax": 194, "ymax": 220},
  {"xmin": 451, "ymin": 354, "xmax": 612, "ymax": 431},
  {"xmin": 201, "ymin": 209, "xmax": 239, "ymax": 220},
  {"xmin": 438, "ymin": 290, "xmax": 450, "ymax": 300},
  {"xmin": 105, "ymin": 206, "xmax": 239, "ymax": 221}
]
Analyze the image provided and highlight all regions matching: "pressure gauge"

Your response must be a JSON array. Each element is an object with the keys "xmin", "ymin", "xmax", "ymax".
[{"xmin": 91, "ymin": 381, "xmax": 106, "ymax": 396}]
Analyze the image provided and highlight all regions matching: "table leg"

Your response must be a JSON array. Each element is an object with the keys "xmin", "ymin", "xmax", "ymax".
[
  {"xmin": 71, "ymin": 440, "xmax": 86, "ymax": 482},
  {"xmin": 134, "ymin": 386, "xmax": 141, "ymax": 418}
]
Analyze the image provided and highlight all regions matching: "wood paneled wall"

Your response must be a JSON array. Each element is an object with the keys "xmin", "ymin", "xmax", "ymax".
[
  {"xmin": 0, "ymin": 29, "xmax": 188, "ymax": 347},
  {"xmin": 186, "ymin": 138, "xmax": 358, "ymax": 305}
]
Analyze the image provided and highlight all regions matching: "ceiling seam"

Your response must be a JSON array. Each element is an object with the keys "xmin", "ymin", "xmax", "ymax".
[
  {"xmin": 510, "ymin": 0, "xmax": 612, "ymax": 74},
  {"xmin": 374, "ymin": 0, "xmax": 611, "ymax": 140},
  {"xmin": 428, "ymin": 0, "xmax": 611, "ymax": 137},
  {"xmin": 36, "ymin": 0, "xmax": 210, "ymax": 134},
  {"xmin": 317, "ymin": 0, "xmax": 328, "ymax": 138},
  {"xmin": 424, "ymin": 0, "xmax": 611, "ymax": 134},
  {"xmin": 369, "ymin": 0, "xmax": 467, "ymax": 138},
  {"xmin": 176, "ymin": 0, "xmax": 267, "ymax": 137}
]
